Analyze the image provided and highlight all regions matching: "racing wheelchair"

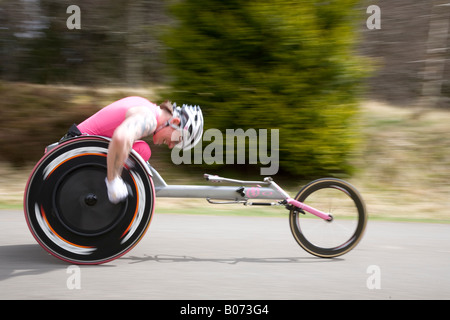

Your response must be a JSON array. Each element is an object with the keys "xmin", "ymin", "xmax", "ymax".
[{"xmin": 24, "ymin": 135, "xmax": 367, "ymax": 264}]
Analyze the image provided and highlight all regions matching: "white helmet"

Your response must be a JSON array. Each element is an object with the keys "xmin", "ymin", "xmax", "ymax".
[{"xmin": 173, "ymin": 103, "xmax": 204, "ymax": 150}]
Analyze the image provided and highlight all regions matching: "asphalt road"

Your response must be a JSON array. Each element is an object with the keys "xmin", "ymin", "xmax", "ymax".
[{"xmin": 0, "ymin": 209, "xmax": 449, "ymax": 300}]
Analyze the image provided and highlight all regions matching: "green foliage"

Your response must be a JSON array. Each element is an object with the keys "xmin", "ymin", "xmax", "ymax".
[{"xmin": 163, "ymin": 0, "xmax": 367, "ymax": 178}]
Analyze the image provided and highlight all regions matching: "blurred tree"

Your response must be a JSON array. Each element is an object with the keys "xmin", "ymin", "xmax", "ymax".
[
  {"xmin": 0, "ymin": 0, "xmax": 169, "ymax": 86},
  {"xmin": 420, "ymin": 0, "xmax": 450, "ymax": 108},
  {"xmin": 164, "ymin": 0, "xmax": 367, "ymax": 178}
]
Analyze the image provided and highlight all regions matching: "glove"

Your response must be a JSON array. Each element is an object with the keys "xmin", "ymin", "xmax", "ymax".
[{"xmin": 105, "ymin": 177, "xmax": 128, "ymax": 204}]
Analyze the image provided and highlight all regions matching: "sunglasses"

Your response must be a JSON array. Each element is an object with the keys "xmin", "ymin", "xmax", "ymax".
[
  {"xmin": 154, "ymin": 117, "xmax": 181, "ymax": 134},
  {"xmin": 153, "ymin": 118, "xmax": 185, "ymax": 144}
]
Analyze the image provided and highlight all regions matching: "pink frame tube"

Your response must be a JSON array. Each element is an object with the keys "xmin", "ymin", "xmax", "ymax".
[{"xmin": 287, "ymin": 198, "xmax": 332, "ymax": 221}]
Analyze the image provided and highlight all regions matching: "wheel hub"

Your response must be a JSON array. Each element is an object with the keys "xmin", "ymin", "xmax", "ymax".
[{"xmin": 84, "ymin": 193, "xmax": 98, "ymax": 206}]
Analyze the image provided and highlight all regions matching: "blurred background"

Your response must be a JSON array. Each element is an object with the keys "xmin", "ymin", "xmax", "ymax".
[{"xmin": 0, "ymin": 0, "xmax": 449, "ymax": 221}]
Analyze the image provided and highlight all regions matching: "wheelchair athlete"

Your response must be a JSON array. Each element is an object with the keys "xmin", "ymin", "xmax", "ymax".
[{"xmin": 75, "ymin": 96, "xmax": 203, "ymax": 204}]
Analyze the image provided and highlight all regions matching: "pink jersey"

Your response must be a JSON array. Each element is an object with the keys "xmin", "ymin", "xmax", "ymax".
[
  {"xmin": 77, "ymin": 96, "xmax": 158, "ymax": 161},
  {"xmin": 78, "ymin": 96, "xmax": 159, "ymax": 137}
]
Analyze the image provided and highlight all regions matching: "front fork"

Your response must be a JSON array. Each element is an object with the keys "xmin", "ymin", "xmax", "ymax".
[{"xmin": 264, "ymin": 177, "xmax": 334, "ymax": 222}]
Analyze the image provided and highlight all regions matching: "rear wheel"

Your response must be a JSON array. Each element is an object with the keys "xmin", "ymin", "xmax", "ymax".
[
  {"xmin": 24, "ymin": 136, "xmax": 155, "ymax": 264},
  {"xmin": 289, "ymin": 178, "xmax": 367, "ymax": 258}
]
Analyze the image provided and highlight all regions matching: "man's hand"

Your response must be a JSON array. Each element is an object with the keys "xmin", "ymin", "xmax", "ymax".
[{"xmin": 105, "ymin": 176, "xmax": 128, "ymax": 203}]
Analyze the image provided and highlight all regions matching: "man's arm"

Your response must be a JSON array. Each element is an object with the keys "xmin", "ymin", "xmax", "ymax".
[{"xmin": 107, "ymin": 108, "xmax": 157, "ymax": 181}]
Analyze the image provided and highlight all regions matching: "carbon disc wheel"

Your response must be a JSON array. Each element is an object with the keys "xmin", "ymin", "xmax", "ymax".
[{"xmin": 24, "ymin": 136, "xmax": 155, "ymax": 264}]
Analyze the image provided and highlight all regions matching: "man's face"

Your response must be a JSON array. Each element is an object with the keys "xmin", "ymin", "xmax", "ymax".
[{"xmin": 153, "ymin": 118, "xmax": 182, "ymax": 149}]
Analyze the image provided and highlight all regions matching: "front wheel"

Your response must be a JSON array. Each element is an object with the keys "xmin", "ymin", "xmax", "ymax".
[{"xmin": 289, "ymin": 178, "xmax": 367, "ymax": 258}]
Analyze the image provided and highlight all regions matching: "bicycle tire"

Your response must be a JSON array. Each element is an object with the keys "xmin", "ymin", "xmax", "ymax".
[
  {"xmin": 24, "ymin": 136, "xmax": 155, "ymax": 264},
  {"xmin": 289, "ymin": 178, "xmax": 367, "ymax": 258}
]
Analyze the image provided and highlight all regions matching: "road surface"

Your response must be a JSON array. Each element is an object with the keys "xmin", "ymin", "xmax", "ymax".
[{"xmin": 0, "ymin": 209, "xmax": 449, "ymax": 300}]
